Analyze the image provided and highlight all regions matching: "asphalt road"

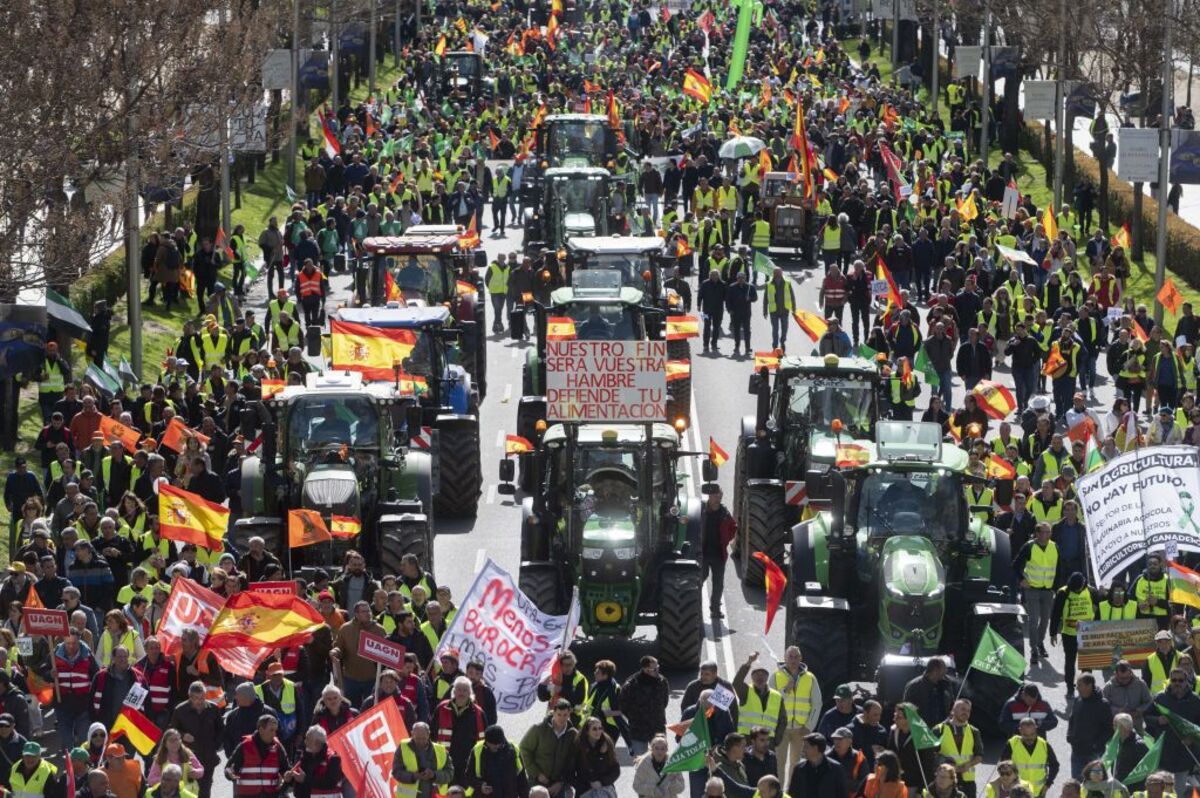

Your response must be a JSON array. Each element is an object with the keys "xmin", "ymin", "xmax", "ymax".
[{"xmin": 201, "ymin": 217, "xmax": 1101, "ymax": 796}]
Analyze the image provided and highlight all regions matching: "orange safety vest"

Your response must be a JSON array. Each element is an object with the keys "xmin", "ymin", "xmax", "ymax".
[{"xmin": 298, "ymin": 269, "xmax": 324, "ymax": 298}]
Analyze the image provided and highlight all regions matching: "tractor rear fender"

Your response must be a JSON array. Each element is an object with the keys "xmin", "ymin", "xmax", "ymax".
[
  {"xmin": 434, "ymin": 412, "xmax": 478, "ymax": 431},
  {"xmin": 739, "ymin": 414, "xmax": 757, "ymax": 445},
  {"xmin": 790, "ymin": 517, "xmax": 833, "ymax": 594},
  {"xmin": 395, "ymin": 449, "xmax": 435, "ymax": 516},
  {"xmin": 744, "ymin": 439, "xmax": 777, "ymax": 480},
  {"xmin": 971, "ymin": 602, "xmax": 1026, "ymax": 622},
  {"xmin": 516, "ymin": 397, "xmax": 548, "ymax": 441},
  {"xmin": 239, "ymin": 455, "xmax": 266, "ymax": 517}
]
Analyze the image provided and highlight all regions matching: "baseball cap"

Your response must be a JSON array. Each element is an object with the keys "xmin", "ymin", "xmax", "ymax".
[
  {"xmin": 105, "ymin": 743, "xmax": 127, "ymax": 758},
  {"xmin": 317, "ymin": 590, "xmax": 334, "ymax": 601},
  {"xmin": 831, "ymin": 727, "xmax": 853, "ymax": 740},
  {"xmin": 0, "ymin": 714, "xmax": 13, "ymax": 728},
  {"xmin": 267, "ymin": 662, "xmax": 285, "ymax": 676},
  {"xmin": 7, "ymin": 563, "xmax": 25, "ymax": 574},
  {"xmin": 750, "ymin": 662, "xmax": 769, "ymax": 674},
  {"xmin": 833, "ymin": 684, "xmax": 854, "ymax": 700},
  {"xmin": 21, "ymin": 742, "xmax": 42, "ymax": 756},
  {"xmin": 70, "ymin": 747, "xmax": 89, "ymax": 762},
  {"xmin": 1156, "ymin": 630, "xmax": 1173, "ymax": 641}
]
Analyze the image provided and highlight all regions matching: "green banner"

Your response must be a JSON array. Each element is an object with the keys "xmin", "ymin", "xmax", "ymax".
[{"xmin": 724, "ymin": 0, "xmax": 753, "ymax": 91}]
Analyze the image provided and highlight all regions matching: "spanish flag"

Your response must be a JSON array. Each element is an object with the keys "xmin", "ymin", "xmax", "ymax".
[
  {"xmin": 111, "ymin": 706, "xmax": 162, "ymax": 756},
  {"xmin": 956, "ymin": 193, "xmax": 978, "ymax": 222},
  {"xmin": 972, "ymin": 380, "xmax": 1017, "ymax": 421},
  {"xmin": 1111, "ymin": 223, "xmax": 1131, "ymax": 250},
  {"xmin": 752, "ymin": 552, "xmax": 787, "ymax": 633},
  {"xmin": 1041, "ymin": 343, "xmax": 1067, "ymax": 377},
  {"xmin": 505, "ymin": 434, "xmax": 534, "ymax": 454},
  {"xmin": 205, "ymin": 590, "xmax": 325, "ymax": 651},
  {"xmin": 330, "ymin": 319, "xmax": 417, "ymax": 381},
  {"xmin": 288, "ymin": 509, "xmax": 332, "ymax": 548},
  {"xmin": 456, "ymin": 279, "xmax": 478, "ymax": 297},
  {"xmin": 665, "ymin": 315, "xmax": 699, "ymax": 340},
  {"xmin": 606, "ymin": 89, "xmax": 621, "ymax": 131},
  {"xmin": 754, "ymin": 351, "xmax": 780, "ymax": 370},
  {"xmin": 546, "ymin": 13, "xmax": 559, "ymax": 49},
  {"xmin": 261, "ymin": 379, "xmax": 285, "ymax": 399},
  {"xmin": 546, "ymin": 317, "xmax": 577, "ymax": 341},
  {"xmin": 792, "ymin": 309, "xmax": 828, "ymax": 342},
  {"xmin": 985, "ymin": 455, "xmax": 1017, "ymax": 480},
  {"xmin": 683, "ymin": 69, "xmax": 713, "ymax": 104},
  {"xmin": 834, "ymin": 443, "xmax": 871, "ymax": 468},
  {"xmin": 757, "ymin": 148, "xmax": 773, "ymax": 179},
  {"xmin": 1041, "ymin": 204, "xmax": 1058, "ymax": 240},
  {"xmin": 159, "ymin": 484, "xmax": 229, "ymax": 551},
  {"xmin": 675, "ymin": 237, "xmax": 692, "ymax": 257},
  {"xmin": 385, "ymin": 270, "xmax": 403, "ymax": 302},
  {"xmin": 531, "ymin": 102, "xmax": 547, "ymax": 129},
  {"xmin": 397, "ymin": 374, "xmax": 429, "ymax": 395},
  {"xmin": 709, "ymin": 437, "xmax": 729, "ymax": 466},
  {"xmin": 98, "ymin": 415, "xmax": 142, "ymax": 454},
  {"xmin": 458, "ymin": 216, "xmax": 481, "ymax": 249},
  {"xmin": 330, "ymin": 515, "xmax": 362, "ymax": 539},
  {"xmin": 160, "ymin": 417, "xmax": 211, "ymax": 453},
  {"xmin": 434, "ymin": 34, "xmax": 447, "ymax": 57},
  {"xmin": 666, "ymin": 360, "xmax": 691, "ymax": 381},
  {"xmin": 789, "ymin": 99, "xmax": 814, "ymax": 199}
]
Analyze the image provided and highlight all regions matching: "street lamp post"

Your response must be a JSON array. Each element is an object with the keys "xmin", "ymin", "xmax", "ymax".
[{"xmin": 1154, "ymin": 1, "xmax": 1174, "ymax": 327}]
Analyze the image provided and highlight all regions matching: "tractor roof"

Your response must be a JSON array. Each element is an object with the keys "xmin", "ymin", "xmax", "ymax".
[
  {"xmin": 273, "ymin": 371, "xmax": 400, "ymax": 402},
  {"xmin": 544, "ymin": 166, "xmax": 611, "ymax": 179},
  {"xmin": 779, "ymin": 354, "xmax": 878, "ymax": 376},
  {"xmin": 334, "ymin": 306, "xmax": 451, "ymax": 328},
  {"xmin": 849, "ymin": 421, "xmax": 969, "ymax": 471},
  {"xmin": 551, "ymin": 285, "xmax": 644, "ymax": 305},
  {"xmin": 567, "ymin": 236, "xmax": 666, "ymax": 255},
  {"xmin": 405, "ymin": 224, "xmax": 461, "ymax": 236},
  {"xmin": 543, "ymin": 422, "xmax": 680, "ymax": 446},
  {"xmin": 362, "ymin": 233, "xmax": 462, "ymax": 254},
  {"xmin": 545, "ymin": 113, "xmax": 610, "ymax": 124}
]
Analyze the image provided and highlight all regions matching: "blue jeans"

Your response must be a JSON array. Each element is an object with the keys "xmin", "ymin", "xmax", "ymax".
[
  {"xmin": 1013, "ymin": 364, "xmax": 1038, "ymax": 412},
  {"xmin": 1078, "ymin": 350, "xmax": 1097, "ymax": 392},
  {"xmin": 57, "ymin": 705, "xmax": 91, "ymax": 750},
  {"xmin": 770, "ymin": 314, "xmax": 789, "ymax": 349},
  {"xmin": 937, "ymin": 370, "xmax": 954, "ymax": 407}
]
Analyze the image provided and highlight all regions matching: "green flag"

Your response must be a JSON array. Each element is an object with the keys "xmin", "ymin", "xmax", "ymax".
[
  {"xmin": 284, "ymin": 184, "xmax": 297, "ymax": 203},
  {"xmin": 46, "ymin": 288, "xmax": 92, "ymax": 338},
  {"xmin": 85, "ymin": 363, "xmax": 120, "ymax": 397},
  {"xmin": 858, "ymin": 343, "xmax": 880, "ymax": 361},
  {"xmin": 902, "ymin": 704, "xmax": 940, "ymax": 750},
  {"xmin": 913, "ymin": 347, "xmax": 940, "ymax": 388},
  {"xmin": 969, "ymin": 624, "xmax": 1026, "ymax": 682},
  {"xmin": 724, "ymin": 0, "xmax": 753, "ymax": 91},
  {"xmin": 1100, "ymin": 729, "xmax": 1121, "ymax": 772},
  {"xmin": 753, "ymin": 251, "xmax": 775, "ymax": 277},
  {"xmin": 1122, "ymin": 732, "xmax": 1163, "ymax": 786},
  {"xmin": 1155, "ymin": 702, "xmax": 1200, "ymax": 743},
  {"xmin": 663, "ymin": 706, "xmax": 712, "ymax": 773}
]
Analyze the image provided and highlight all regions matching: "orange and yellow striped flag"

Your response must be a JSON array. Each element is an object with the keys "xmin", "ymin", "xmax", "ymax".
[
  {"xmin": 985, "ymin": 455, "xmax": 1017, "ymax": 480},
  {"xmin": 288, "ymin": 509, "xmax": 332, "ymax": 548},
  {"xmin": 709, "ymin": 437, "xmax": 729, "ymax": 466},
  {"xmin": 834, "ymin": 443, "xmax": 871, "ymax": 468},
  {"xmin": 792, "ymin": 310, "xmax": 828, "ymax": 342},
  {"xmin": 505, "ymin": 434, "xmax": 534, "ymax": 454},
  {"xmin": 666, "ymin": 360, "xmax": 691, "ymax": 381},
  {"xmin": 1041, "ymin": 204, "xmax": 1058, "ymax": 240},
  {"xmin": 665, "ymin": 315, "xmax": 700, "ymax": 340},
  {"xmin": 261, "ymin": 379, "xmax": 285, "ymax": 399},
  {"xmin": 205, "ymin": 591, "xmax": 325, "ymax": 651},
  {"xmin": 754, "ymin": 351, "xmax": 780, "ymax": 370},
  {"xmin": 1111, "ymin": 223, "xmax": 1131, "ymax": 250},
  {"xmin": 972, "ymin": 380, "xmax": 1017, "ymax": 421},
  {"xmin": 434, "ymin": 35, "xmax": 447, "ymax": 57},
  {"xmin": 330, "ymin": 319, "xmax": 417, "ymax": 381},
  {"xmin": 330, "ymin": 515, "xmax": 362, "ymax": 539},
  {"xmin": 159, "ymin": 484, "xmax": 229, "ymax": 551},
  {"xmin": 682, "ymin": 69, "xmax": 713, "ymax": 104},
  {"xmin": 111, "ymin": 706, "xmax": 162, "ymax": 756},
  {"xmin": 160, "ymin": 417, "xmax": 211, "ymax": 453}
]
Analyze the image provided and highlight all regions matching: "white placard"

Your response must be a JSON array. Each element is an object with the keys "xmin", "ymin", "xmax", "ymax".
[
  {"xmin": 1023, "ymin": 81, "xmax": 1058, "ymax": 120},
  {"xmin": 1077, "ymin": 446, "xmax": 1200, "ymax": 586},
  {"xmin": 1001, "ymin": 185, "xmax": 1020, "ymax": 219},
  {"xmin": 433, "ymin": 559, "xmax": 580, "ymax": 713},
  {"xmin": 709, "ymin": 683, "xmax": 736, "ymax": 712},
  {"xmin": 123, "ymin": 682, "xmax": 148, "ymax": 711},
  {"xmin": 871, "ymin": 279, "xmax": 890, "ymax": 297},
  {"xmin": 1117, "ymin": 128, "xmax": 1162, "ymax": 184},
  {"xmin": 15, "ymin": 638, "xmax": 32, "ymax": 658},
  {"xmin": 546, "ymin": 340, "xmax": 668, "ymax": 422},
  {"xmin": 954, "ymin": 46, "xmax": 982, "ymax": 80},
  {"xmin": 1106, "ymin": 306, "xmax": 1124, "ymax": 323},
  {"xmin": 230, "ymin": 102, "xmax": 268, "ymax": 153},
  {"xmin": 262, "ymin": 49, "xmax": 293, "ymax": 90},
  {"xmin": 995, "ymin": 243, "xmax": 1038, "ymax": 266}
]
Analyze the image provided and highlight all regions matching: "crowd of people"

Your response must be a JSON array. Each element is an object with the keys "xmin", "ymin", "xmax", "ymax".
[{"xmin": 6, "ymin": 0, "xmax": 1200, "ymax": 793}]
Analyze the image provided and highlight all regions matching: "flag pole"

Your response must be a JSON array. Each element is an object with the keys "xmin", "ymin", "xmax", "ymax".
[{"xmin": 953, "ymin": 664, "xmax": 972, "ymax": 702}]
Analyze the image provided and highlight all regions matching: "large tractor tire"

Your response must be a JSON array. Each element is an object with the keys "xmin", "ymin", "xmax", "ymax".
[
  {"xmin": 228, "ymin": 517, "xmax": 283, "ymax": 562},
  {"xmin": 658, "ymin": 565, "xmax": 703, "ymax": 669},
  {"xmin": 964, "ymin": 615, "xmax": 1025, "ymax": 737},
  {"xmin": 789, "ymin": 609, "xmax": 851, "ymax": 698},
  {"xmin": 519, "ymin": 562, "xmax": 564, "ymax": 615},
  {"xmin": 732, "ymin": 437, "xmax": 749, "ymax": 556},
  {"xmin": 741, "ymin": 483, "xmax": 788, "ymax": 587},
  {"xmin": 666, "ymin": 337, "xmax": 691, "ymax": 363},
  {"xmin": 434, "ymin": 424, "xmax": 482, "ymax": 518},
  {"xmin": 379, "ymin": 518, "xmax": 434, "ymax": 577}
]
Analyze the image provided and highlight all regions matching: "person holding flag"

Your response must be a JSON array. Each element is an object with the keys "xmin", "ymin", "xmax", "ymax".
[{"xmin": 889, "ymin": 703, "xmax": 939, "ymax": 790}]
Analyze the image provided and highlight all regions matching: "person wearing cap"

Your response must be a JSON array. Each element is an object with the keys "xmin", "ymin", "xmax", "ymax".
[
  {"xmin": 816, "ymin": 686, "xmax": 859, "ymax": 740},
  {"xmin": 731, "ymin": 652, "xmax": 786, "ymax": 749},
  {"xmin": 36, "ymin": 340, "xmax": 72, "ymax": 423},
  {"xmin": 255, "ymin": 662, "xmax": 305, "ymax": 747},
  {"xmin": 930, "ymin": 699, "xmax": 982, "ymax": 798},
  {"xmin": 771, "ymin": 646, "xmax": 821, "ymax": 777},
  {"xmin": 465, "ymin": 724, "xmax": 528, "ymax": 798},
  {"xmin": 1149, "ymin": 405, "xmax": 1185, "ymax": 445},
  {"xmin": 205, "ymin": 282, "xmax": 240, "ymax": 333},
  {"xmin": 66, "ymin": 748, "xmax": 90, "ymax": 795},
  {"xmin": 1143, "ymin": 630, "xmax": 1183, "ymax": 695},
  {"xmin": 10, "ymin": 740, "xmax": 58, "ymax": 798},
  {"xmin": 1132, "ymin": 554, "xmax": 1172, "ymax": 631},
  {"xmin": 392, "ymin": 721, "xmax": 453, "ymax": 798},
  {"xmin": 330, "ymin": 601, "xmax": 387, "ymax": 709},
  {"xmin": 226, "ymin": 714, "xmax": 291, "ymax": 796},
  {"xmin": 1001, "ymin": 716, "xmax": 1058, "ymax": 798},
  {"xmin": 826, "ymin": 727, "xmax": 866, "ymax": 798},
  {"xmin": 0, "ymin": 712, "xmax": 28, "ymax": 792},
  {"xmin": 102, "ymin": 742, "xmax": 143, "ymax": 798}
]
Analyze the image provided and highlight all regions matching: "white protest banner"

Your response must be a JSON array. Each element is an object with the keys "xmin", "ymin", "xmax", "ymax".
[
  {"xmin": 1106, "ymin": 306, "xmax": 1124, "ymax": 324},
  {"xmin": 995, "ymin": 243, "xmax": 1039, "ymax": 267},
  {"xmin": 1001, "ymin": 185, "xmax": 1020, "ymax": 219},
  {"xmin": 1077, "ymin": 446, "xmax": 1200, "ymax": 586},
  {"xmin": 709, "ymin": 683, "xmax": 736, "ymax": 712},
  {"xmin": 156, "ymin": 577, "xmax": 225, "ymax": 655},
  {"xmin": 954, "ymin": 46, "xmax": 982, "ymax": 80},
  {"xmin": 870, "ymin": 279, "xmax": 890, "ymax": 297},
  {"xmin": 1118, "ymin": 128, "xmax": 1161, "ymax": 183},
  {"xmin": 1023, "ymin": 81, "xmax": 1058, "ymax": 120},
  {"xmin": 328, "ymin": 699, "xmax": 407, "ymax": 798},
  {"xmin": 545, "ymin": 340, "xmax": 667, "ymax": 423},
  {"xmin": 123, "ymin": 682, "xmax": 148, "ymax": 711},
  {"xmin": 434, "ymin": 559, "xmax": 580, "ymax": 713}
]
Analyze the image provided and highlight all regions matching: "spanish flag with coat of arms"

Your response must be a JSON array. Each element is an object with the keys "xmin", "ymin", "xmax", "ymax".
[
  {"xmin": 204, "ymin": 590, "xmax": 325, "ymax": 651},
  {"xmin": 330, "ymin": 319, "xmax": 417, "ymax": 380}
]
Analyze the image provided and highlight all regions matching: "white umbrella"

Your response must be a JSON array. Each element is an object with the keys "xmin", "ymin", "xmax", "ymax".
[{"xmin": 718, "ymin": 136, "xmax": 766, "ymax": 159}]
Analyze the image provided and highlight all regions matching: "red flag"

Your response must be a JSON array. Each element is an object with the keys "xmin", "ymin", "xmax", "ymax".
[
  {"xmin": 606, "ymin": 90, "xmax": 621, "ymax": 130},
  {"xmin": 751, "ymin": 552, "xmax": 787, "ymax": 633},
  {"xmin": 66, "ymin": 754, "xmax": 75, "ymax": 798},
  {"xmin": 328, "ymin": 699, "xmax": 408, "ymax": 798}
]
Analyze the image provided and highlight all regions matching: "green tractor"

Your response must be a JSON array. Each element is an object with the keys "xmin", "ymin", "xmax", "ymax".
[
  {"xmin": 232, "ymin": 370, "xmax": 435, "ymax": 576},
  {"xmin": 522, "ymin": 167, "xmax": 615, "ymax": 257},
  {"xmin": 511, "ymin": 270, "xmax": 680, "ymax": 491},
  {"xmin": 788, "ymin": 421, "xmax": 1024, "ymax": 733},
  {"xmin": 497, "ymin": 422, "xmax": 714, "ymax": 668},
  {"xmin": 519, "ymin": 113, "xmax": 621, "ymax": 209},
  {"xmin": 735, "ymin": 354, "xmax": 882, "ymax": 586}
]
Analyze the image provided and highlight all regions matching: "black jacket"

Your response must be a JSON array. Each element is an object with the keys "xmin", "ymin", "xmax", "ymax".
[
  {"xmin": 619, "ymin": 670, "xmax": 670, "ymax": 742},
  {"xmin": 698, "ymin": 279, "xmax": 727, "ymax": 316},
  {"xmin": 466, "ymin": 741, "xmax": 528, "ymax": 798},
  {"xmin": 787, "ymin": 754, "xmax": 848, "ymax": 798},
  {"xmin": 1066, "ymin": 691, "xmax": 1112, "ymax": 758}
]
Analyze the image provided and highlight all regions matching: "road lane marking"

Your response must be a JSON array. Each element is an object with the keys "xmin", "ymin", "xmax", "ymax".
[
  {"xmin": 502, "ymin": 383, "xmax": 512, "ymax": 403},
  {"xmin": 495, "ymin": 429, "xmax": 506, "ymax": 449},
  {"xmin": 475, "ymin": 548, "xmax": 486, "ymax": 572},
  {"xmin": 486, "ymin": 484, "xmax": 497, "ymax": 505}
]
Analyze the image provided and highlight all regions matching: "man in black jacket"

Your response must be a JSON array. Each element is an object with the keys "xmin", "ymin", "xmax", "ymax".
[
  {"xmin": 170, "ymin": 682, "xmax": 225, "ymax": 798},
  {"xmin": 1066, "ymin": 674, "xmax": 1111, "ymax": 779},
  {"xmin": 186, "ymin": 456, "xmax": 226, "ymax": 505},
  {"xmin": 466, "ymin": 725, "xmax": 529, "ymax": 798},
  {"xmin": 698, "ymin": 269, "xmax": 727, "ymax": 354},
  {"xmin": 619, "ymin": 655, "xmax": 670, "ymax": 755},
  {"xmin": 787, "ymin": 733, "xmax": 847, "ymax": 798}
]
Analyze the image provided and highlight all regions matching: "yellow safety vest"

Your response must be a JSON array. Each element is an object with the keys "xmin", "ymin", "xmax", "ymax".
[
  {"xmin": 273, "ymin": 320, "xmax": 301, "ymax": 350},
  {"xmin": 751, "ymin": 220, "xmax": 772, "ymax": 249},
  {"xmin": 394, "ymin": 741, "xmax": 449, "ymax": 798},
  {"xmin": 1059, "ymin": 588, "xmax": 1095, "ymax": 636},
  {"xmin": 1145, "ymin": 651, "xmax": 1180, "ymax": 694},
  {"xmin": 772, "ymin": 669, "xmax": 814, "ymax": 729},
  {"xmin": 419, "ymin": 621, "xmax": 443, "ymax": 654},
  {"xmin": 1025, "ymin": 543, "xmax": 1058, "ymax": 590},
  {"xmin": 766, "ymin": 282, "xmax": 795, "ymax": 315},
  {"xmin": 737, "ymin": 687, "xmax": 783, "ymax": 735},
  {"xmin": 1029, "ymin": 494, "xmax": 1062, "ymax": 525},
  {"xmin": 965, "ymin": 487, "xmax": 994, "ymax": 522},
  {"xmin": 823, "ymin": 224, "xmax": 841, "ymax": 250},
  {"xmin": 718, "ymin": 186, "xmax": 739, "ymax": 211},
  {"xmin": 99, "ymin": 628, "xmax": 139, "ymax": 666},
  {"xmin": 255, "ymin": 679, "xmax": 298, "ymax": 717},
  {"xmin": 1098, "ymin": 601, "xmax": 1137, "ymax": 620},
  {"xmin": 200, "ymin": 332, "xmax": 229, "ymax": 368},
  {"xmin": 487, "ymin": 263, "xmax": 510, "ymax": 295},
  {"xmin": 10, "ymin": 760, "xmax": 58, "ymax": 798},
  {"xmin": 935, "ymin": 723, "xmax": 977, "ymax": 782},
  {"xmin": 1008, "ymin": 737, "xmax": 1049, "ymax": 796},
  {"xmin": 1134, "ymin": 575, "xmax": 1170, "ymax": 617},
  {"xmin": 39, "ymin": 360, "xmax": 65, "ymax": 394}
]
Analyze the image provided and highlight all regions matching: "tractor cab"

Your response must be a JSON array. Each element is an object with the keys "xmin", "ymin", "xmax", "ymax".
[
  {"xmin": 436, "ymin": 51, "xmax": 490, "ymax": 100},
  {"xmin": 565, "ymin": 236, "xmax": 673, "ymax": 310},
  {"xmin": 524, "ymin": 167, "xmax": 614, "ymax": 255},
  {"xmin": 538, "ymin": 114, "xmax": 619, "ymax": 169},
  {"xmin": 760, "ymin": 171, "xmax": 815, "ymax": 254}
]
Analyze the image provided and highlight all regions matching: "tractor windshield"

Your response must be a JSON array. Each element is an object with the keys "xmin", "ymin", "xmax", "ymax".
[
  {"xmin": 288, "ymin": 395, "xmax": 381, "ymax": 452},
  {"xmin": 787, "ymin": 376, "xmax": 875, "ymax": 436},
  {"xmin": 577, "ymin": 255, "xmax": 655, "ymax": 291},
  {"xmin": 556, "ymin": 302, "xmax": 642, "ymax": 340},
  {"xmin": 547, "ymin": 122, "xmax": 609, "ymax": 167},
  {"xmin": 562, "ymin": 444, "xmax": 667, "ymax": 514},
  {"xmin": 390, "ymin": 254, "xmax": 452, "ymax": 303},
  {"xmin": 763, "ymin": 176, "xmax": 800, "ymax": 198},
  {"xmin": 852, "ymin": 469, "xmax": 963, "ymax": 545},
  {"xmin": 444, "ymin": 54, "xmax": 480, "ymax": 78},
  {"xmin": 548, "ymin": 176, "xmax": 607, "ymax": 214}
]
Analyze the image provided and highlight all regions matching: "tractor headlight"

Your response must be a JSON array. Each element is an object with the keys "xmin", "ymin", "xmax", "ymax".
[
  {"xmin": 612, "ymin": 546, "xmax": 636, "ymax": 560},
  {"xmin": 582, "ymin": 547, "xmax": 605, "ymax": 560}
]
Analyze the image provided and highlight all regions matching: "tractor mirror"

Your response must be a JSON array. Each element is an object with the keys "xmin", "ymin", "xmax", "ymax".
[
  {"xmin": 497, "ymin": 482, "xmax": 516, "ymax": 495},
  {"xmin": 701, "ymin": 459, "xmax": 718, "ymax": 482},
  {"xmin": 701, "ymin": 482, "xmax": 720, "ymax": 495},
  {"xmin": 748, "ymin": 372, "xmax": 763, "ymax": 394},
  {"xmin": 405, "ymin": 405, "xmax": 424, "ymax": 439},
  {"xmin": 499, "ymin": 458, "xmax": 516, "ymax": 483},
  {"xmin": 509, "ymin": 308, "xmax": 526, "ymax": 340}
]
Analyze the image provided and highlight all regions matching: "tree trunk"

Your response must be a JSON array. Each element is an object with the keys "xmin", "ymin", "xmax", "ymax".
[
  {"xmin": 1002, "ymin": 72, "xmax": 1022, "ymax": 154},
  {"xmin": 1098, "ymin": 140, "xmax": 1110, "ymax": 232},
  {"xmin": 193, "ymin": 163, "xmax": 220, "ymax": 242},
  {"xmin": 1132, "ymin": 185, "xmax": 1144, "ymax": 262}
]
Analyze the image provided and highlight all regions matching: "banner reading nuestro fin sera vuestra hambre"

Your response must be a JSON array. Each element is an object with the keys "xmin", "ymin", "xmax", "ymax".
[{"xmin": 1077, "ymin": 446, "xmax": 1200, "ymax": 586}]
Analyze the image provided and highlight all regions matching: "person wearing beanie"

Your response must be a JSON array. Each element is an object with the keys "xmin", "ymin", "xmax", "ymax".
[{"xmin": 465, "ymin": 725, "xmax": 529, "ymax": 798}]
